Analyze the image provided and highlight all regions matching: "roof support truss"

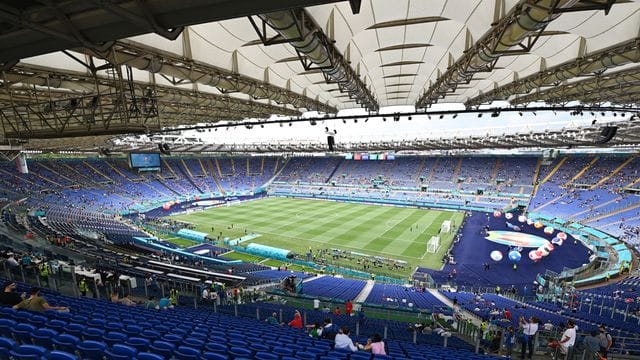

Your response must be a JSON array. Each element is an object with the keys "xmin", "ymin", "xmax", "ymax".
[{"xmin": 466, "ymin": 37, "xmax": 640, "ymax": 107}]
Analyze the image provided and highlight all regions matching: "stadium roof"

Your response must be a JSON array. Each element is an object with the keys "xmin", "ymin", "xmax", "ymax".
[{"xmin": 0, "ymin": 0, "xmax": 639, "ymax": 150}]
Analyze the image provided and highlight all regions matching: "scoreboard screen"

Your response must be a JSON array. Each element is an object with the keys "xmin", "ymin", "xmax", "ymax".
[{"xmin": 129, "ymin": 153, "xmax": 161, "ymax": 169}]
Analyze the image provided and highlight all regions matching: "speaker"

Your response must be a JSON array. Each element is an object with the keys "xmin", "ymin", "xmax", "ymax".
[
  {"xmin": 158, "ymin": 143, "xmax": 171, "ymax": 155},
  {"xmin": 327, "ymin": 135, "xmax": 335, "ymax": 151},
  {"xmin": 597, "ymin": 126, "xmax": 617, "ymax": 144}
]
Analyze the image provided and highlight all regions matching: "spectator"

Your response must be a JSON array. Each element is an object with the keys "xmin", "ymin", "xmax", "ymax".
[
  {"xmin": 543, "ymin": 320, "xmax": 554, "ymax": 332},
  {"xmin": 504, "ymin": 308, "xmax": 512, "ymax": 321},
  {"xmin": 313, "ymin": 298, "xmax": 320, "ymax": 310},
  {"xmin": 265, "ymin": 312, "xmax": 280, "ymax": 325},
  {"xmin": 334, "ymin": 306, "xmax": 341, "ymax": 315},
  {"xmin": 0, "ymin": 282, "xmax": 23, "ymax": 306},
  {"xmin": 597, "ymin": 325, "xmax": 612, "ymax": 358},
  {"xmin": 360, "ymin": 333, "xmax": 386, "ymax": 355},
  {"xmin": 519, "ymin": 316, "xmax": 538, "ymax": 359},
  {"xmin": 584, "ymin": 330, "xmax": 601, "ymax": 360},
  {"xmin": 558, "ymin": 319, "xmax": 576, "ymax": 356},
  {"xmin": 110, "ymin": 291, "xmax": 120, "ymax": 304},
  {"xmin": 345, "ymin": 299, "xmax": 353, "ymax": 316},
  {"xmin": 308, "ymin": 321, "xmax": 322, "ymax": 338},
  {"xmin": 13, "ymin": 287, "xmax": 67, "ymax": 312},
  {"xmin": 145, "ymin": 296, "xmax": 158, "ymax": 310},
  {"xmin": 288, "ymin": 310, "xmax": 303, "ymax": 328},
  {"xmin": 120, "ymin": 294, "xmax": 136, "ymax": 306},
  {"xmin": 321, "ymin": 318, "xmax": 338, "ymax": 340},
  {"xmin": 335, "ymin": 326, "xmax": 358, "ymax": 352},
  {"xmin": 504, "ymin": 326, "xmax": 515, "ymax": 358}
]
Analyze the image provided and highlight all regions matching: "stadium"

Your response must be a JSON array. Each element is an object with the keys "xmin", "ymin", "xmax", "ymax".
[{"xmin": 0, "ymin": 1, "xmax": 638, "ymax": 359}]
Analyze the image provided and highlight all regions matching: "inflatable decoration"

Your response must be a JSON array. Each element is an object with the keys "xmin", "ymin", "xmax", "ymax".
[
  {"xmin": 544, "ymin": 226, "xmax": 554, "ymax": 235},
  {"xmin": 162, "ymin": 203, "xmax": 171, "ymax": 210},
  {"xmin": 490, "ymin": 250, "xmax": 503, "ymax": 262},
  {"xmin": 538, "ymin": 246, "xmax": 550, "ymax": 257},
  {"xmin": 505, "ymin": 213, "xmax": 513, "ymax": 220},
  {"xmin": 557, "ymin": 232, "xmax": 567, "ymax": 240},
  {"xmin": 493, "ymin": 211, "xmax": 502, "ymax": 218},
  {"xmin": 551, "ymin": 237, "xmax": 564, "ymax": 246},
  {"xmin": 534, "ymin": 221, "xmax": 544, "ymax": 229},
  {"xmin": 526, "ymin": 219, "xmax": 534, "ymax": 226},
  {"xmin": 543, "ymin": 243, "xmax": 555, "ymax": 252},
  {"xmin": 529, "ymin": 250, "xmax": 542, "ymax": 261},
  {"xmin": 518, "ymin": 215, "xmax": 527, "ymax": 223},
  {"xmin": 508, "ymin": 250, "xmax": 522, "ymax": 262},
  {"xmin": 194, "ymin": 195, "xmax": 201, "ymax": 201}
]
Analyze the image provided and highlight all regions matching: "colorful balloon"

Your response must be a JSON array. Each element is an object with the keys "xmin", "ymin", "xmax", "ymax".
[
  {"xmin": 526, "ymin": 219, "xmax": 534, "ymax": 225},
  {"xmin": 557, "ymin": 232, "xmax": 567, "ymax": 240},
  {"xmin": 544, "ymin": 226, "xmax": 554, "ymax": 235},
  {"xmin": 508, "ymin": 250, "xmax": 522, "ymax": 262},
  {"xmin": 518, "ymin": 215, "xmax": 527, "ymax": 223},
  {"xmin": 551, "ymin": 237, "xmax": 564, "ymax": 246},
  {"xmin": 490, "ymin": 250, "xmax": 503, "ymax": 262},
  {"xmin": 505, "ymin": 213, "xmax": 513, "ymax": 220},
  {"xmin": 534, "ymin": 221, "xmax": 544, "ymax": 229},
  {"xmin": 529, "ymin": 250, "xmax": 541, "ymax": 261},
  {"xmin": 493, "ymin": 211, "xmax": 502, "ymax": 218}
]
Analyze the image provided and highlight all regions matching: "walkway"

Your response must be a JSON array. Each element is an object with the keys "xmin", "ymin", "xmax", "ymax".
[{"xmin": 354, "ymin": 280, "xmax": 375, "ymax": 303}]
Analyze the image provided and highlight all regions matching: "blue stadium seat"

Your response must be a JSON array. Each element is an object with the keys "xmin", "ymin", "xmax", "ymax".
[
  {"xmin": 182, "ymin": 337, "xmax": 204, "ymax": 349},
  {"xmin": 76, "ymin": 340, "xmax": 106, "ymax": 360},
  {"xmin": 254, "ymin": 351, "xmax": 279, "ymax": 360},
  {"xmin": 52, "ymin": 334, "xmax": 79, "ymax": 353},
  {"xmin": 82, "ymin": 327, "xmax": 105, "ymax": 341},
  {"xmin": 174, "ymin": 345, "xmax": 201, "ymax": 360},
  {"xmin": 136, "ymin": 352, "xmax": 165, "ymax": 360},
  {"xmin": 9, "ymin": 344, "xmax": 47, "ymax": 360},
  {"xmin": 228, "ymin": 347, "xmax": 253, "ymax": 358},
  {"xmin": 104, "ymin": 343, "xmax": 138, "ymax": 359},
  {"xmin": 125, "ymin": 337, "xmax": 150, "ymax": 352},
  {"xmin": 202, "ymin": 352, "xmax": 229, "ymax": 360},
  {"xmin": 0, "ymin": 320, "xmax": 16, "ymax": 339},
  {"xmin": 0, "ymin": 335, "xmax": 16, "ymax": 358},
  {"xmin": 102, "ymin": 331, "xmax": 128, "ymax": 346},
  {"xmin": 11, "ymin": 323, "xmax": 37, "ymax": 344},
  {"xmin": 46, "ymin": 350, "xmax": 78, "ymax": 360},
  {"xmin": 149, "ymin": 341, "xmax": 175, "ymax": 359},
  {"xmin": 45, "ymin": 320, "xmax": 67, "ymax": 333},
  {"xmin": 30, "ymin": 328, "xmax": 58, "ymax": 348}
]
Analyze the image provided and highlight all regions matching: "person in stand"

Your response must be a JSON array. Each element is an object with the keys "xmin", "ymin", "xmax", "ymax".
[
  {"xmin": 313, "ymin": 298, "xmax": 320, "ymax": 311},
  {"xmin": 359, "ymin": 333, "xmax": 386, "ymax": 355},
  {"xmin": 504, "ymin": 326, "xmax": 515, "ymax": 358},
  {"xmin": 597, "ymin": 325, "xmax": 612, "ymax": 358},
  {"xmin": 345, "ymin": 300, "xmax": 353, "ymax": 316},
  {"xmin": 265, "ymin": 312, "xmax": 280, "ymax": 325},
  {"xmin": 0, "ymin": 282, "xmax": 24, "ymax": 306},
  {"xmin": 558, "ymin": 319, "xmax": 576, "ymax": 356},
  {"xmin": 334, "ymin": 306, "xmax": 341, "ymax": 315},
  {"xmin": 334, "ymin": 327, "xmax": 358, "ymax": 352},
  {"xmin": 288, "ymin": 310, "xmax": 303, "ymax": 328},
  {"xmin": 78, "ymin": 277, "xmax": 88, "ymax": 297},
  {"xmin": 169, "ymin": 288, "xmax": 179, "ymax": 307},
  {"xmin": 14, "ymin": 287, "xmax": 67, "ymax": 312},
  {"xmin": 583, "ymin": 330, "xmax": 601, "ymax": 360},
  {"xmin": 321, "ymin": 318, "xmax": 338, "ymax": 340},
  {"xmin": 519, "ymin": 316, "xmax": 538, "ymax": 359}
]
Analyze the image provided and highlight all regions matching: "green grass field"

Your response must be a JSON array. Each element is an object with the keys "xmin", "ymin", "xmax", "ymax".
[{"xmin": 169, "ymin": 197, "xmax": 464, "ymax": 277}]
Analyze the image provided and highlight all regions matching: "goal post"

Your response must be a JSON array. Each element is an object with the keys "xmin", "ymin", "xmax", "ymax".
[
  {"xmin": 427, "ymin": 236, "xmax": 440, "ymax": 253},
  {"xmin": 441, "ymin": 220, "xmax": 452, "ymax": 233}
]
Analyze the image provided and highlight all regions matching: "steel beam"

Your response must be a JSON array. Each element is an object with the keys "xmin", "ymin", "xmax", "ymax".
[
  {"xmin": 511, "ymin": 67, "xmax": 640, "ymax": 105},
  {"xmin": 78, "ymin": 41, "xmax": 336, "ymax": 113},
  {"xmin": 0, "ymin": 64, "xmax": 301, "ymax": 139},
  {"xmin": 466, "ymin": 38, "xmax": 640, "ymax": 107},
  {"xmin": 416, "ymin": 0, "xmax": 587, "ymax": 109},
  {"xmin": 0, "ymin": 0, "xmax": 347, "ymax": 64},
  {"xmin": 257, "ymin": 9, "xmax": 378, "ymax": 111}
]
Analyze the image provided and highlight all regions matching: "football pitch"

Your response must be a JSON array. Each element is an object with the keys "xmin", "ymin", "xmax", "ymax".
[{"xmin": 169, "ymin": 197, "xmax": 464, "ymax": 277}]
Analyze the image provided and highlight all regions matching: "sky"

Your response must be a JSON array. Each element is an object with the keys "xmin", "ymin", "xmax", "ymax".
[{"xmin": 178, "ymin": 101, "xmax": 627, "ymax": 145}]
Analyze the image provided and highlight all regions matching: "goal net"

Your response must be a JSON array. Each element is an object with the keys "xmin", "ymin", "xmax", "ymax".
[
  {"xmin": 441, "ymin": 220, "xmax": 452, "ymax": 233},
  {"xmin": 427, "ymin": 236, "xmax": 440, "ymax": 253}
]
